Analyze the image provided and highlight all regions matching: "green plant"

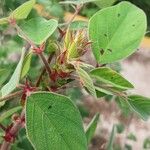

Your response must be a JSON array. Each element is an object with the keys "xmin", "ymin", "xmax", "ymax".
[{"xmin": 0, "ymin": 0, "xmax": 149, "ymax": 149}]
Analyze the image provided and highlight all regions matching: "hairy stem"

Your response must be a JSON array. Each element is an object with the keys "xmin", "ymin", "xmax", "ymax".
[
  {"xmin": 36, "ymin": 52, "xmax": 55, "ymax": 87},
  {"xmin": 0, "ymin": 91, "xmax": 22, "ymax": 102},
  {"xmin": 0, "ymin": 110, "xmax": 25, "ymax": 150},
  {"xmin": 38, "ymin": 53, "xmax": 52, "ymax": 80}
]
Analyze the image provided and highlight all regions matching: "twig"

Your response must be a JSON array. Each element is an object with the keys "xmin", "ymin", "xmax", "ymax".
[
  {"xmin": 66, "ymin": 4, "xmax": 83, "ymax": 27},
  {"xmin": 0, "ymin": 110, "xmax": 25, "ymax": 150},
  {"xmin": 36, "ymin": 52, "xmax": 55, "ymax": 87},
  {"xmin": 0, "ymin": 91, "xmax": 22, "ymax": 102},
  {"xmin": 38, "ymin": 53, "xmax": 52, "ymax": 80}
]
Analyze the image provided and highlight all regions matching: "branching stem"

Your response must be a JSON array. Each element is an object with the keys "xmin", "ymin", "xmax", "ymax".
[{"xmin": 0, "ymin": 110, "xmax": 25, "ymax": 150}]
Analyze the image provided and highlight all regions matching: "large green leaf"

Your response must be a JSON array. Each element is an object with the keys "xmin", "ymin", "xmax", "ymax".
[
  {"xmin": 76, "ymin": 67, "xmax": 96, "ymax": 98},
  {"xmin": 10, "ymin": 0, "xmax": 35, "ymax": 20},
  {"xmin": 20, "ymin": 17, "xmax": 58, "ymax": 45},
  {"xmin": 89, "ymin": 2, "xmax": 147, "ymax": 64},
  {"xmin": 85, "ymin": 113, "xmax": 100, "ymax": 144},
  {"xmin": 0, "ymin": 106, "xmax": 22, "ymax": 123},
  {"xmin": 0, "ymin": 49, "xmax": 25, "ymax": 97},
  {"xmin": 95, "ymin": 0, "xmax": 116, "ymax": 8},
  {"xmin": 90, "ymin": 67, "xmax": 134, "ymax": 90},
  {"xmin": 26, "ymin": 92, "xmax": 87, "ymax": 150},
  {"xmin": 128, "ymin": 95, "xmax": 150, "ymax": 121}
]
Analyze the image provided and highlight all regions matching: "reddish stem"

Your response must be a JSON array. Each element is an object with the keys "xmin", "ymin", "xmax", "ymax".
[
  {"xmin": 36, "ymin": 52, "xmax": 55, "ymax": 87},
  {"xmin": 0, "ymin": 110, "xmax": 25, "ymax": 150},
  {"xmin": 38, "ymin": 53, "xmax": 52, "ymax": 80}
]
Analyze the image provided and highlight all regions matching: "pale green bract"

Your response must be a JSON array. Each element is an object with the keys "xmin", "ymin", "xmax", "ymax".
[
  {"xmin": 89, "ymin": 2, "xmax": 147, "ymax": 64},
  {"xmin": 76, "ymin": 67, "xmax": 97, "ymax": 98},
  {"xmin": 20, "ymin": 17, "xmax": 58, "ymax": 45},
  {"xmin": 26, "ymin": 92, "xmax": 87, "ymax": 150},
  {"xmin": 0, "ymin": 48, "xmax": 25, "ymax": 97}
]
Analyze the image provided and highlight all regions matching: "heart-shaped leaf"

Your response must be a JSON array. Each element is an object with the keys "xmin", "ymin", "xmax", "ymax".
[
  {"xmin": 90, "ymin": 67, "xmax": 134, "ymax": 90},
  {"xmin": 20, "ymin": 17, "xmax": 58, "ymax": 45},
  {"xmin": 89, "ymin": 2, "xmax": 147, "ymax": 64},
  {"xmin": 26, "ymin": 92, "xmax": 87, "ymax": 150}
]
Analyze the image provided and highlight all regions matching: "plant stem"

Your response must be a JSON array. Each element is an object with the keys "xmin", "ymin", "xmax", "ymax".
[
  {"xmin": 0, "ymin": 110, "xmax": 25, "ymax": 150},
  {"xmin": 36, "ymin": 52, "xmax": 55, "ymax": 87},
  {"xmin": 66, "ymin": 4, "xmax": 83, "ymax": 27},
  {"xmin": 0, "ymin": 91, "xmax": 22, "ymax": 102},
  {"xmin": 38, "ymin": 53, "xmax": 52, "ymax": 80}
]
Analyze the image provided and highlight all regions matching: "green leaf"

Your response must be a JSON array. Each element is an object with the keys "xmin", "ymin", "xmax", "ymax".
[
  {"xmin": 10, "ymin": 0, "xmax": 35, "ymax": 20},
  {"xmin": 76, "ymin": 67, "xmax": 96, "ymax": 98},
  {"xmin": 0, "ymin": 48, "xmax": 25, "ymax": 97},
  {"xmin": 0, "ymin": 106, "xmax": 22, "ymax": 123},
  {"xmin": 115, "ymin": 97, "xmax": 131, "ymax": 116},
  {"xmin": 0, "ymin": 101, "xmax": 5, "ymax": 108},
  {"xmin": 90, "ymin": 67, "xmax": 134, "ymax": 90},
  {"xmin": 0, "ymin": 17, "xmax": 8, "ymax": 25},
  {"xmin": 26, "ymin": 92, "xmax": 87, "ymax": 150},
  {"xmin": 106, "ymin": 125, "xmax": 116, "ymax": 150},
  {"xmin": 21, "ymin": 51, "xmax": 32, "ymax": 79},
  {"xmin": 95, "ymin": 0, "xmax": 116, "ymax": 8},
  {"xmin": 70, "ymin": 21, "xmax": 88, "ymax": 30},
  {"xmin": 85, "ymin": 113, "xmax": 100, "ymax": 144},
  {"xmin": 20, "ymin": 17, "xmax": 58, "ymax": 45},
  {"xmin": 60, "ymin": 0, "xmax": 96, "ymax": 5},
  {"xmin": 127, "ymin": 133, "xmax": 137, "ymax": 141},
  {"xmin": 89, "ymin": 2, "xmax": 147, "ymax": 64},
  {"xmin": 127, "ymin": 95, "xmax": 150, "ymax": 121},
  {"xmin": 95, "ymin": 86, "xmax": 113, "ymax": 98},
  {"xmin": 0, "ymin": 69, "xmax": 11, "ymax": 86}
]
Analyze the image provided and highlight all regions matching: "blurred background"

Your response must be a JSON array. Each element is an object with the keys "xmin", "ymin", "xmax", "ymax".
[{"xmin": 0, "ymin": 0, "xmax": 150, "ymax": 149}]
